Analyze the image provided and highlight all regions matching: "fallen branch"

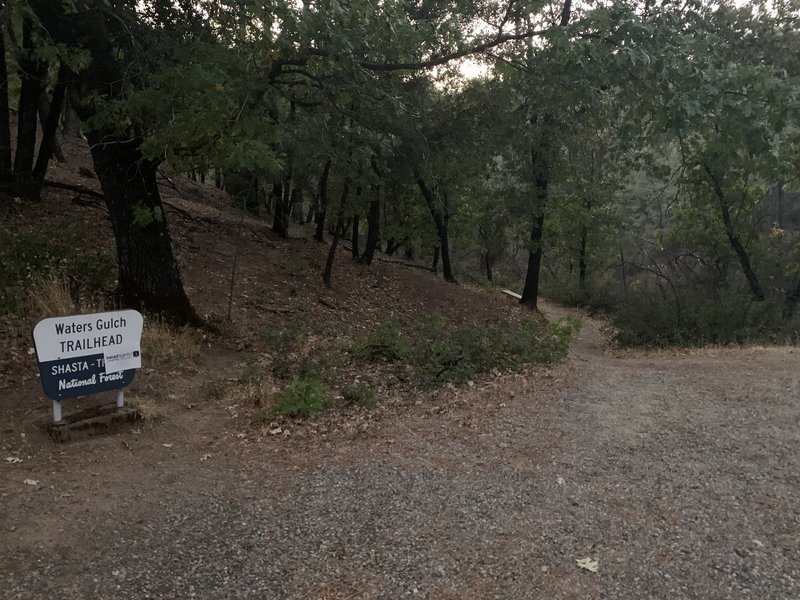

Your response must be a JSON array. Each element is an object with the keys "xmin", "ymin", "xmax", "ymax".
[{"xmin": 44, "ymin": 180, "xmax": 103, "ymax": 199}]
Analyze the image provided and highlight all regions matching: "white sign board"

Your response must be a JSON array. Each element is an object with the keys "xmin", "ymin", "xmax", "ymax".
[{"xmin": 33, "ymin": 310, "xmax": 144, "ymax": 402}]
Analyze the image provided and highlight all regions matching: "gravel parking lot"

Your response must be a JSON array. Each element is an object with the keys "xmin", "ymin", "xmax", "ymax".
[{"xmin": 3, "ymin": 311, "xmax": 799, "ymax": 599}]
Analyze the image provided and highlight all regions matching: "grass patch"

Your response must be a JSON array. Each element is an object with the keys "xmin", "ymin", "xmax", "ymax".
[
  {"xmin": 341, "ymin": 383, "xmax": 377, "ymax": 408},
  {"xmin": 272, "ymin": 377, "xmax": 328, "ymax": 418},
  {"xmin": 350, "ymin": 317, "xmax": 409, "ymax": 361},
  {"xmin": 26, "ymin": 274, "xmax": 81, "ymax": 321},
  {"xmin": 141, "ymin": 319, "xmax": 202, "ymax": 367},
  {"xmin": 1, "ymin": 226, "xmax": 117, "ymax": 320},
  {"xmin": 128, "ymin": 395, "xmax": 160, "ymax": 421},
  {"xmin": 0, "ymin": 227, "xmax": 57, "ymax": 316}
]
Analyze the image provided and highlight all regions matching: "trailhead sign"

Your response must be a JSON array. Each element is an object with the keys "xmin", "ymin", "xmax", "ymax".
[{"xmin": 33, "ymin": 310, "xmax": 143, "ymax": 403}]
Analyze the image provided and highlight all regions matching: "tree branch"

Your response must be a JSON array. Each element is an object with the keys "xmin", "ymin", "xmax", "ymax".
[{"xmin": 355, "ymin": 28, "xmax": 550, "ymax": 72}]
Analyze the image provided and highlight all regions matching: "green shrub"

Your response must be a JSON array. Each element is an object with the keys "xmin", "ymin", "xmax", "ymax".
[
  {"xmin": 348, "ymin": 314, "xmax": 579, "ymax": 388},
  {"xmin": 341, "ymin": 383, "xmax": 377, "ymax": 408},
  {"xmin": 263, "ymin": 320, "xmax": 309, "ymax": 353},
  {"xmin": 273, "ymin": 377, "xmax": 328, "ymax": 418},
  {"xmin": 351, "ymin": 317, "xmax": 409, "ymax": 361},
  {"xmin": 407, "ymin": 315, "xmax": 580, "ymax": 386},
  {"xmin": 607, "ymin": 285, "xmax": 798, "ymax": 348},
  {"xmin": 296, "ymin": 351, "xmax": 339, "ymax": 380}
]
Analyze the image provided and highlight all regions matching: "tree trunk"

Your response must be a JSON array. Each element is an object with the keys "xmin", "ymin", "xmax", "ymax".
[
  {"xmin": 360, "ymin": 191, "xmax": 380, "ymax": 265},
  {"xmin": 314, "ymin": 159, "xmax": 331, "ymax": 242},
  {"xmin": 323, "ymin": 179, "xmax": 349, "ymax": 289},
  {"xmin": 290, "ymin": 185, "xmax": 304, "ymax": 223},
  {"xmin": 431, "ymin": 246, "xmax": 440, "ymax": 273},
  {"xmin": 37, "ymin": 84, "xmax": 66, "ymax": 163},
  {"xmin": 0, "ymin": 26, "xmax": 12, "ymax": 185},
  {"xmin": 272, "ymin": 176, "xmax": 292, "ymax": 238},
  {"xmin": 53, "ymin": 4, "xmax": 199, "ymax": 325},
  {"xmin": 703, "ymin": 163, "xmax": 764, "ymax": 302},
  {"xmin": 783, "ymin": 279, "xmax": 800, "ymax": 320},
  {"xmin": 416, "ymin": 175, "xmax": 455, "ymax": 282},
  {"xmin": 485, "ymin": 252, "xmax": 493, "ymax": 282},
  {"xmin": 62, "ymin": 88, "xmax": 81, "ymax": 136},
  {"xmin": 385, "ymin": 238, "xmax": 402, "ymax": 256},
  {"xmin": 31, "ymin": 66, "xmax": 70, "ymax": 196},
  {"xmin": 305, "ymin": 197, "xmax": 315, "ymax": 224},
  {"xmin": 520, "ymin": 145, "xmax": 549, "ymax": 309},
  {"xmin": 351, "ymin": 212, "xmax": 360, "ymax": 260},
  {"xmin": 439, "ymin": 229, "xmax": 455, "ymax": 282},
  {"xmin": 87, "ymin": 132, "xmax": 199, "ymax": 325},
  {"xmin": 578, "ymin": 223, "xmax": 588, "ymax": 290},
  {"xmin": 13, "ymin": 18, "xmax": 47, "ymax": 196}
]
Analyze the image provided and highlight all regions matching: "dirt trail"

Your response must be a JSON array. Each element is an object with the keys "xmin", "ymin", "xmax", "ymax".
[{"xmin": 2, "ymin": 305, "xmax": 799, "ymax": 599}]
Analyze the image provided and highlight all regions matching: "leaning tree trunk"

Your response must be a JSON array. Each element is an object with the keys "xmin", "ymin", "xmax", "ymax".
[
  {"xmin": 305, "ymin": 196, "xmax": 315, "ymax": 224},
  {"xmin": 703, "ymin": 163, "xmax": 764, "ymax": 302},
  {"xmin": 13, "ymin": 18, "xmax": 47, "ymax": 197},
  {"xmin": 323, "ymin": 179, "xmax": 349, "ymax": 289},
  {"xmin": 431, "ymin": 246, "xmax": 440, "ymax": 273},
  {"xmin": 37, "ymin": 83, "xmax": 66, "ymax": 163},
  {"xmin": 31, "ymin": 66, "xmax": 70, "ymax": 197},
  {"xmin": 314, "ymin": 158, "xmax": 331, "ymax": 242},
  {"xmin": 416, "ymin": 175, "xmax": 456, "ymax": 282},
  {"xmin": 87, "ymin": 132, "xmax": 199, "ymax": 325},
  {"xmin": 0, "ymin": 25, "xmax": 12, "ymax": 186}
]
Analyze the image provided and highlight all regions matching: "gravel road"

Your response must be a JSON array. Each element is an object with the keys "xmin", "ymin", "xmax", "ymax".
[{"xmin": 3, "ymin": 309, "xmax": 799, "ymax": 599}]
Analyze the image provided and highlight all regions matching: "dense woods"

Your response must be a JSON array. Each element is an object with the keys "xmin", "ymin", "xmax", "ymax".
[{"xmin": 3, "ymin": 0, "xmax": 800, "ymax": 344}]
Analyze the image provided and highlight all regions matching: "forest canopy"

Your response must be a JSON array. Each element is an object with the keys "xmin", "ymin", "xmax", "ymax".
[{"xmin": 2, "ymin": 0, "xmax": 800, "ymax": 345}]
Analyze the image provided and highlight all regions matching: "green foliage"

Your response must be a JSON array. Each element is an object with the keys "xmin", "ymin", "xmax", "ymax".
[
  {"xmin": 341, "ymin": 383, "xmax": 377, "ymax": 408},
  {"xmin": 548, "ymin": 315, "xmax": 583, "ymax": 349},
  {"xmin": 272, "ymin": 378, "xmax": 329, "ymax": 418},
  {"xmin": 263, "ymin": 321, "xmax": 309, "ymax": 353},
  {"xmin": 407, "ymin": 316, "xmax": 579, "ymax": 386},
  {"xmin": 238, "ymin": 354, "xmax": 262, "ymax": 384},
  {"xmin": 132, "ymin": 203, "xmax": 163, "ymax": 227},
  {"xmin": 295, "ymin": 351, "xmax": 341, "ymax": 381},
  {"xmin": 351, "ymin": 318, "xmax": 409, "ymax": 361},
  {"xmin": 609, "ymin": 285, "xmax": 800, "ymax": 348},
  {"xmin": 352, "ymin": 314, "xmax": 578, "ymax": 387}
]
